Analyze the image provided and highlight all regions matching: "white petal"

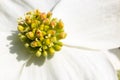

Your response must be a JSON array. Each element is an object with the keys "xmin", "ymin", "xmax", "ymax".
[
  {"xmin": 0, "ymin": 32, "xmax": 117, "ymax": 80},
  {"xmin": 103, "ymin": 48, "xmax": 120, "ymax": 70},
  {"xmin": 53, "ymin": 0, "xmax": 120, "ymax": 49},
  {"xmin": 0, "ymin": 0, "xmax": 59, "ymax": 32},
  {"xmin": 0, "ymin": 32, "xmax": 32, "ymax": 80},
  {"xmin": 20, "ymin": 47, "xmax": 117, "ymax": 80}
]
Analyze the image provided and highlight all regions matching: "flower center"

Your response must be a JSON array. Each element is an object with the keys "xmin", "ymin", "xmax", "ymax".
[{"xmin": 17, "ymin": 9, "xmax": 67, "ymax": 57}]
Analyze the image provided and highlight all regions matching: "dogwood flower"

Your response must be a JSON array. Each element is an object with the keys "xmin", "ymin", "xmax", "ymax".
[{"xmin": 0, "ymin": 0, "xmax": 120, "ymax": 80}]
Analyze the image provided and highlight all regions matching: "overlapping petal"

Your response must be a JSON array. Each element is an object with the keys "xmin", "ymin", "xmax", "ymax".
[{"xmin": 53, "ymin": 0, "xmax": 120, "ymax": 49}]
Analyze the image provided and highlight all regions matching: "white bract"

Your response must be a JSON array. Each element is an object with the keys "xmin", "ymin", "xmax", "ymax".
[{"xmin": 0, "ymin": 0, "xmax": 120, "ymax": 80}]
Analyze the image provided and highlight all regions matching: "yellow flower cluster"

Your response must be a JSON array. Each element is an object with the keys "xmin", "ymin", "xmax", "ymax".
[{"xmin": 17, "ymin": 9, "xmax": 67, "ymax": 57}]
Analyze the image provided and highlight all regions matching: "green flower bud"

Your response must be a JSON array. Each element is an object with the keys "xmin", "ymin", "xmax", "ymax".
[
  {"xmin": 39, "ymin": 36, "xmax": 44, "ymax": 41},
  {"xmin": 34, "ymin": 9, "xmax": 41, "ymax": 15},
  {"xmin": 36, "ymin": 50, "xmax": 41, "ymax": 57},
  {"xmin": 54, "ymin": 45, "xmax": 62, "ymax": 51},
  {"xmin": 47, "ymin": 12, "xmax": 52, "ymax": 18},
  {"xmin": 58, "ymin": 20, "xmax": 64, "ymax": 29},
  {"xmin": 31, "ymin": 23, "xmax": 37, "ymax": 29},
  {"xmin": 51, "ymin": 37, "xmax": 57, "ymax": 42},
  {"xmin": 24, "ymin": 43, "xmax": 29, "ymax": 48},
  {"xmin": 19, "ymin": 35, "xmax": 27, "ymax": 42},
  {"xmin": 45, "ymin": 39, "xmax": 51, "ymax": 45},
  {"xmin": 40, "ymin": 13, "xmax": 46, "ymax": 20},
  {"xmin": 57, "ymin": 32, "xmax": 67, "ymax": 39},
  {"xmin": 32, "ymin": 28, "xmax": 36, "ymax": 34},
  {"xmin": 47, "ymin": 30, "xmax": 56, "ymax": 35},
  {"xmin": 43, "ymin": 51, "xmax": 48, "ymax": 57},
  {"xmin": 26, "ymin": 32, "xmax": 34, "ymax": 40},
  {"xmin": 56, "ymin": 41, "xmax": 63, "ymax": 46},
  {"xmin": 42, "ymin": 31, "xmax": 47, "ymax": 36},
  {"xmin": 24, "ymin": 27, "xmax": 30, "ymax": 32},
  {"xmin": 50, "ymin": 21, "xmax": 56, "ymax": 28},
  {"xmin": 25, "ymin": 16, "xmax": 31, "ymax": 24},
  {"xmin": 37, "ymin": 41, "xmax": 42, "ymax": 47},
  {"xmin": 43, "ymin": 18, "xmax": 50, "ymax": 25},
  {"xmin": 44, "ymin": 25, "xmax": 49, "ymax": 31},
  {"xmin": 26, "ymin": 11, "xmax": 32, "ymax": 15},
  {"xmin": 39, "ymin": 24, "xmax": 44, "ymax": 31},
  {"xmin": 18, "ymin": 25, "xmax": 24, "ymax": 32},
  {"xmin": 18, "ymin": 33, "xmax": 22, "ymax": 37},
  {"xmin": 36, "ymin": 29, "xmax": 43, "ymax": 38},
  {"xmin": 30, "ymin": 41, "xmax": 38, "ymax": 47},
  {"xmin": 43, "ymin": 45, "xmax": 48, "ymax": 50},
  {"xmin": 49, "ymin": 47, "xmax": 55, "ymax": 55},
  {"xmin": 39, "ymin": 48, "xmax": 42, "ymax": 51},
  {"xmin": 56, "ymin": 29, "xmax": 64, "ymax": 33},
  {"xmin": 49, "ymin": 43, "xmax": 54, "ymax": 47}
]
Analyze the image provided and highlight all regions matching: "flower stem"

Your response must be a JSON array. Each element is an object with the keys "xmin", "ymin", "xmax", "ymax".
[{"xmin": 63, "ymin": 43, "xmax": 99, "ymax": 51}]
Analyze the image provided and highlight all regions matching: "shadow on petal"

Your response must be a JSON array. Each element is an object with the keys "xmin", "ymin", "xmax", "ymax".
[
  {"xmin": 109, "ymin": 48, "xmax": 120, "ymax": 60},
  {"xmin": 25, "ymin": 55, "xmax": 46, "ymax": 67},
  {"xmin": 47, "ymin": 55, "xmax": 54, "ymax": 60},
  {"xmin": 7, "ymin": 31, "xmax": 46, "ymax": 67}
]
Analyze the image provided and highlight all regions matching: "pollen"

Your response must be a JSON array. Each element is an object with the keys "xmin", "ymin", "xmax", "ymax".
[{"xmin": 17, "ymin": 9, "xmax": 67, "ymax": 57}]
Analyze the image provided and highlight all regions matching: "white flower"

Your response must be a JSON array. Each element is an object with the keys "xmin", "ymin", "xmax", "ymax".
[{"xmin": 0, "ymin": 0, "xmax": 120, "ymax": 80}]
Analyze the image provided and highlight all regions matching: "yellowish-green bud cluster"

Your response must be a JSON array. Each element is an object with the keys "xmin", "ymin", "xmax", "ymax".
[{"xmin": 17, "ymin": 9, "xmax": 67, "ymax": 57}]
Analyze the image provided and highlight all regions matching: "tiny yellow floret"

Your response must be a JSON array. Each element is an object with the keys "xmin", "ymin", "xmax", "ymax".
[{"xmin": 36, "ymin": 51, "xmax": 41, "ymax": 57}]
